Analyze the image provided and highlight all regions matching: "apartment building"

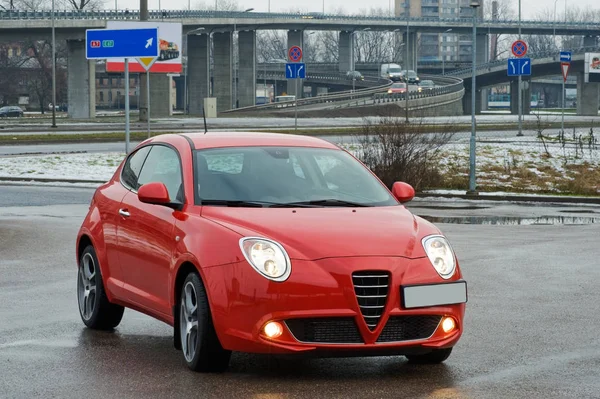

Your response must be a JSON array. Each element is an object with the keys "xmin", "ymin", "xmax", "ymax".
[{"xmin": 395, "ymin": 0, "xmax": 485, "ymax": 63}]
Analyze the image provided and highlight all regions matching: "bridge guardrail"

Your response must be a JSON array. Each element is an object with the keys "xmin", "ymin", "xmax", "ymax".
[
  {"xmin": 223, "ymin": 74, "xmax": 463, "ymax": 113},
  {"xmin": 256, "ymin": 68, "xmax": 389, "ymax": 88},
  {"xmin": 2, "ymin": 8, "xmax": 600, "ymax": 31}
]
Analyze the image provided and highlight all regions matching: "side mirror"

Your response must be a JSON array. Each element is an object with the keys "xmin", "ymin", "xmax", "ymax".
[
  {"xmin": 392, "ymin": 182, "xmax": 415, "ymax": 203},
  {"xmin": 138, "ymin": 182, "xmax": 171, "ymax": 205}
]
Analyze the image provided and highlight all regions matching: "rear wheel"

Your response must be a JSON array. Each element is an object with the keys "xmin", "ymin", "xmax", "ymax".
[
  {"xmin": 179, "ymin": 272, "xmax": 231, "ymax": 372},
  {"xmin": 406, "ymin": 348, "xmax": 453, "ymax": 364},
  {"xmin": 77, "ymin": 245, "xmax": 124, "ymax": 330}
]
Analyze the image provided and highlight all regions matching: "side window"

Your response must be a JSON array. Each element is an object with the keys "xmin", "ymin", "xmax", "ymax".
[
  {"xmin": 137, "ymin": 145, "xmax": 183, "ymax": 202},
  {"xmin": 121, "ymin": 146, "xmax": 151, "ymax": 190}
]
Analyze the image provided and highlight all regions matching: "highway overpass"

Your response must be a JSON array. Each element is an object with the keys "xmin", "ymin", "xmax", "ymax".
[{"xmin": 1, "ymin": 9, "xmax": 598, "ymax": 119}]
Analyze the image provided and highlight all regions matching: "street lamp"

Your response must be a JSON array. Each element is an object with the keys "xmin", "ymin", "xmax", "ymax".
[
  {"xmin": 468, "ymin": 0, "xmax": 480, "ymax": 195},
  {"xmin": 184, "ymin": 27, "xmax": 205, "ymax": 115},
  {"xmin": 405, "ymin": 0, "xmax": 410, "ymax": 123},
  {"xmin": 517, "ymin": 0, "xmax": 523, "ymax": 137},
  {"xmin": 351, "ymin": 28, "xmax": 370, "ymax": 96},
  {"xmin": 442, "ymin": 28, "xmax": 452, "ymax": 75},
  {"xmin": 51, "ymin": 0, "xmax": 56, "ymax": 127},
  {"xmin": 553, "ymin": 0, "xmax": 559, "ymax": 50}
]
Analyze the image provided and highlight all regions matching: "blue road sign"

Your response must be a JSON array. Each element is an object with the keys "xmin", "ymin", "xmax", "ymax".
[
  {"xmin": 86, "ymin": 28, "xmax": 159, "ymax": 59},
  {"xmin": 507, "ymin": 58, "xmax": 531, "ymax": 76},
  {"xmin": 560, "ymin": 51, "xmax": 572, "ymax": 63},
  {"xmin": 285, "ymin": 63, "xmax": 306, "ymax": 79}
]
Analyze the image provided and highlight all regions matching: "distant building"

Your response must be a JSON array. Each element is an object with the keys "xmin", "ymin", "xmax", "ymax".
[{"xmin": 395, "ymin": 0, "xmax": 485, "ymax": 63}]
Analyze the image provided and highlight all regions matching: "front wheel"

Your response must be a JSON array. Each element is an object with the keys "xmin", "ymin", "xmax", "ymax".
[
  {"xmin": 77, "ymin": 245, "xmax": 124, "ymax": 330},
  {"xmin": 179, "ymin": 272, "xmax": 231, "ymax": 372},
  {"xmin": 405, "ymin": 348, "xmax": 453, "ymax": 364}
]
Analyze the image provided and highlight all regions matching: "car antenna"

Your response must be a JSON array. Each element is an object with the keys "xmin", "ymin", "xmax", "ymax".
[{"xmin": 202, "ymin": 100, "xmax": 208, "ymax": 134}]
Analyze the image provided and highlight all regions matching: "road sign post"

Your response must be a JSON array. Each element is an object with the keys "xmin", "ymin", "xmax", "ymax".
[
  {"xmin": 287, "ymin": 45, "xmax": 304, "ymax": 131},
  {"xmin": 560, "ymin": 51, "xmax": 571, "ymax": 137},
  {"xmin": 86, "ymin": 27, "xmax": 159, "ymax": 152},
  {"xmin": 511, "ymin": 40, "xmax": 528, "ymax": 137}
]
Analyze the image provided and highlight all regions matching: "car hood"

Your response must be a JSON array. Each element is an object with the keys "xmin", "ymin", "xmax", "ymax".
[{"xmin": 201, "ymin": 206, "xmax": 439, "ymax": 260}]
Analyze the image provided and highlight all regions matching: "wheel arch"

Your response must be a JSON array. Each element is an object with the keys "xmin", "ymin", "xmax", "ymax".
[{"xmin": 172, "ymin": 260, "xmax": 202, "ymax": 350}]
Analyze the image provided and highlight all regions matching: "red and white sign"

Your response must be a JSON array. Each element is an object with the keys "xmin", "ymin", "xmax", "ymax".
[
  {"xmin": 511, "ymin": 40, "xmax": 528, "ymax": 58},
  {"xmin": 561, "ymin": 62, "xmax": 570, "ymax": 82},
  {"xmin": 288, "ymin": 46, "xmax": 303, "ymax": 62},
  {"xmin": 106, "ymin": 21, "xmax": 182, "ymax": 74}
]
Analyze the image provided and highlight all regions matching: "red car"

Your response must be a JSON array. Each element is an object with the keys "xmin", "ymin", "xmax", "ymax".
[
  {"xmin": 387, "ymin": 82, "xmax": 408, "ymax": 94},
  {"xmin": 76, "ymin": 132, "xmax": 467, "ymax": 372}
]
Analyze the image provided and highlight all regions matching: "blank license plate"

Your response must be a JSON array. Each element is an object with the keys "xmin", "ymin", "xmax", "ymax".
[{"xmin": 402, "ymin": 281, "xmax": 467, "ymax": 309}]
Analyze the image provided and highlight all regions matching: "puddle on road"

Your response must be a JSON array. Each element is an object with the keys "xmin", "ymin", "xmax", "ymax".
[{"xmin": 420, "ymin": 215, "xmax": 600, "ymax": 225}]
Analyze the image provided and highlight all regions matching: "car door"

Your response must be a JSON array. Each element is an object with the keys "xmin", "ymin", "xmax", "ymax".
[{"xmin": 116, "ymin": 144, "xmax": 184, "ymax": 317}]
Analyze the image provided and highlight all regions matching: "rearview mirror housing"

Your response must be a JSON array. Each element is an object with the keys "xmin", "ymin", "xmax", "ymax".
[
  {"xmin": 392, "ymin": 182, "xmax": 415, "ymax": 203},
  {"xmin": 138, "ymin": 182, "xmax": 183, "ymax": 210}
]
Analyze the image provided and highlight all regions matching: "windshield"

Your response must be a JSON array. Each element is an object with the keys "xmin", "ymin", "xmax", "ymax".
[
  {"xmin": 194, "ymin": 146, "xmax": 397, "ymax": 207},
  {"xmin": 391, "ymin": 83, "xmax": 406, "ymax": 88},
  {"xmin": 421, "ymin": 81, "xmax": 434, "ymax": 86},
  {"xmin": 388, "ymin": 67, "xmax": 401, "ymax": 73}
]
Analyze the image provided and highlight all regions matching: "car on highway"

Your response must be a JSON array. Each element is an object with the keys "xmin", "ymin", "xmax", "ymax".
[
  {"xmin": 75, "ymin": 132, "xmax": 467, "ymax": 372},
  {"xmin": 0, "ymin": 105, "xmax": 24, "ymax": 117},
  {"xmin": 346, "ymin": 70, "xmax": 364, "ymax": 81},
  {"xmin": 418, "ymin": 80, "xmax": 436, "ymax": 93},
  {"xmin": 380, "ymin": 63, "xmax": 403, "ymax": 81},
  {"xmin": 400, "ymin": 70, "xmax": 420, "ymax": 84},
  {"xmin": 387, "ymin": 82, "xmax": 408, "ymax": 94}
]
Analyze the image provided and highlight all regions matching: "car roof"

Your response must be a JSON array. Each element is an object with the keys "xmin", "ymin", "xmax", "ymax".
[{"xmin": 155, "ymin": 132, "xmax": 341, "ymax": 151}]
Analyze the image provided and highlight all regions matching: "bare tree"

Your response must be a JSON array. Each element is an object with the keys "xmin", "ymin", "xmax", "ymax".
[
  {"xmin": 256, "ymin": 30, "xmax": 286, "ymax": 63},
  {"xmin": 485, "ymin": 0, "xmax": 517, "ymax": 61},
  {"xmin": 58, "ymin": 0, "xmax": 107, "ymax": 10},
  {"xmin": 10, "ymin": 0, "xmax": 106, "ymax": 10}
]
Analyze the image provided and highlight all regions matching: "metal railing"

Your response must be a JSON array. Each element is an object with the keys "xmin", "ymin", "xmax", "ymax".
[
  {"xmin": 223, "ymin": 74, "xmax": 463, "ymax": 113},
  {"xmin": 1, "ymin": 9, "xmax": 600, "ymax": 32}
]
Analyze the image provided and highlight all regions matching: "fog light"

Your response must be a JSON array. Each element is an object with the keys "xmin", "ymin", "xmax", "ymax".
[
  {"xmin": 263, "ymin": 321, "xmax": 283, "ymax": 339},
  {"xmin": 441, "ymin": 317, "xmax": 456, "ymax": 333}
]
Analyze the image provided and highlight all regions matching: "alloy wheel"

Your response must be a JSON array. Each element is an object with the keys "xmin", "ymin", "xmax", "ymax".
[
  {"xmin": 180, "ymin": 281, "xmax": 199, "ymax": 362},
  {"xmin": 78, "ymin": 253, "xmax": 97, "ymax": 321}
]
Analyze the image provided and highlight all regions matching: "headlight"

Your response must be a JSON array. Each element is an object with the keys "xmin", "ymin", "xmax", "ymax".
[
  {"xmin": 239, "ymin": 237, "xmax": 291, "ymax": 282},
  {"xmin": 422, "ymin": 235, "xmax": 456, "ymax": 279}
]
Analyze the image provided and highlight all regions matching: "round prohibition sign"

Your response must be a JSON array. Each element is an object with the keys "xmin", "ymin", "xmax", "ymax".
[
  {"xmin": 288, "ymin": 46, "xmax": 303, "ymax": 62},
  {"xmin": 511, "ymin": 40, "xmax": 528, "ymax": 57}
]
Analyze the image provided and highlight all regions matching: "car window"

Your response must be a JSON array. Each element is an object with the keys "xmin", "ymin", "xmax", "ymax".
[
  {"xmin": 137, "ymin": 145, "xmax": 183, "ymax": 202},
  {"xmin": 194, "ymin": 147, "xmax": 396, "ymax": 206},
  {"xmin": 121, "ymin": 146, "xmax": 151, "ymax": 190}
]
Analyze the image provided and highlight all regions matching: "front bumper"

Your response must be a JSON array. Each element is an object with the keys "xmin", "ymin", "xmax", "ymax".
[{"xmin": 203, "ymin": 256, "xmax": 466, "ymax": 356}]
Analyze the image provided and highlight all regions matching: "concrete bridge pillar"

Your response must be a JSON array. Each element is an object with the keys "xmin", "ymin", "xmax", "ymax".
[
  {"xmin": 510, "ymin": 80, "xmax": 531, "ymax": 115},
  {"xmin": 67, "ymin": 40, "xmax": 95, "ymax": 119},
  {"xmin": 583, "ymin": 35, "xmax": 597, "ymax": 48},
  {"xmin": 402, "ymin": 32, "xmax": 417, "ymax": 71},
  {"xmin": 287, "ymin": 30, "xmax": 304, "ymax": 99},
  {"xmin": 139, "ymin": 74, "xmax": 173, "ymax": 118},
  {"xmin": 476, "ymin": 34, "xmax": 489, "ymax": 64},
  {"xmin": 213, "ymin": 32, "xmax": 233, "ymax": 112},
  {"xmin": 339, "ymin": 31, "xmax": 354, "ymax": 72},
  {"xmin": 462, "ymin": 87, "xmax": 482, "ymax": 115},
  {"xmin": 187, "ymin": 33, "xmax": 210, "ymax": 116},
  {"xmin": 237, "ymin": 30, "xmax": 256, "ymax": 108},
  {"xmin": 576, "ymin": 72, "xmax": 599, "ymax": 116}
]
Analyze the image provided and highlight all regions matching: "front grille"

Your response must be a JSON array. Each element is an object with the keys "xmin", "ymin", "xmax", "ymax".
[
  {"xmin": 285, "ymin": 317, "xmax": 363, "ymax": 344},
  {"xmin": 352, "ymin": 271, "xmax": 390, "ymax": 330},
  {"xmin": 376, "ymin": 316, "xmax": 441, "ymax": 343}
]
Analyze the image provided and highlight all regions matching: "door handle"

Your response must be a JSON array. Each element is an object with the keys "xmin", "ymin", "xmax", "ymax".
[{"xmin": 118, "ymin": 209, "xmax": 130, "ymax": 217}]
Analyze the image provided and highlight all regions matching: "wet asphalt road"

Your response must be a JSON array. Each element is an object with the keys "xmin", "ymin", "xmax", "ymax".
[{"xmin": 2, "ymin": 186, "xmax": 600, "ymax": 398}]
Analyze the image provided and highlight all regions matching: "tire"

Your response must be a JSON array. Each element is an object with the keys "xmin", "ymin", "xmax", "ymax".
[
  {"xmin": 77, "ymin": 245, "xmax": 124, "ymax": 330},
  {"xmin": 179, "ymin": 272, "xmax": 231, "ymax": 372},
  {"xmin": 405, "ymin": 348, "xmax": 453, "ymax": 364}
]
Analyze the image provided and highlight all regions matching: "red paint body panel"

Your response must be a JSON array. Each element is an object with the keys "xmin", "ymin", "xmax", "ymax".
[{"xmin": 77, "ymin": 132, "xmax": 467, "ymax": 357}]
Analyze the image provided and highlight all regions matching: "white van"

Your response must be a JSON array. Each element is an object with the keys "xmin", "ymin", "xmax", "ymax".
[{"xmin": 380, "ymin": 63, "xmax": 403, "ymax": 81}]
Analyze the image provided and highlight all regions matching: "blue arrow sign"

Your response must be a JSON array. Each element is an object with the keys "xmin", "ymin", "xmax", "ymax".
[
  {"xmin": 507, "ymin": 58, "xmax": 531, "ymax": 76},
  {"xmin": 560, "ymin": 51, "xmax": 572, "ymax": 63},
  {"xmin": 86, "ymin": 28, "xmax": 159, "ymax": 59},
  {"xmin": 285, "ymin": 63, "xmax": 306, "ymax": 79}
]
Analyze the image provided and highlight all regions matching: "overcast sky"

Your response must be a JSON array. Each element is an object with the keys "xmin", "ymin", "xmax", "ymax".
[{"xmin": 113, "ymin": 0, "xmax": 597, "ymax": 20}]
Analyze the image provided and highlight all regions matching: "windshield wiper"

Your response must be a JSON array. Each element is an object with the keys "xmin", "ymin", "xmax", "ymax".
[
  {"xmin": 200, "ymin": 199, "xmax": 267, "ymax": 208},
  {"xmin": 277, "ymin": 199, "xmax": 371, "ymax": 208}
]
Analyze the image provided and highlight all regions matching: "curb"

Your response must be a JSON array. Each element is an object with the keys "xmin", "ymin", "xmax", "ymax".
[
  {"xmin": 416, "ymin": 193, "xmax": 600, "ymax": 205},
  {"xmin": 0, "ymin": 176, "xmax": 105, "ymax": 184}
]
